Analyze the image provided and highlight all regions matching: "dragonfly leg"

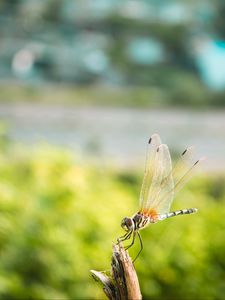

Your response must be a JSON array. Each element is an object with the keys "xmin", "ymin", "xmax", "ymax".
[
  {"xmin": 125, "ymin": 231, "xmax": 136, "ymax": 250},
  {"xmin": 117, "ymin": 231, "xmax": 132, "ymax": 244},
  {"xmin": 132, "ymin": 231, "xmax": 143, "ymax": 263}
]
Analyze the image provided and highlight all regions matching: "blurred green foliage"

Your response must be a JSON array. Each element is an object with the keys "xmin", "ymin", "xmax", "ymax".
[
  {"xmin": 0, "ymin": 135, "xmax": 224, "ymax": 299},
  {"xmin": 1, "ymin": 82, "xmax": 224, "ymax": 108}
]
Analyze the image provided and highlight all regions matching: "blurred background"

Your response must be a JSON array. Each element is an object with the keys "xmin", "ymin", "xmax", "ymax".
[{"xmin": 0, "ymin": 0, "xmax": 225, "ymax": 299}]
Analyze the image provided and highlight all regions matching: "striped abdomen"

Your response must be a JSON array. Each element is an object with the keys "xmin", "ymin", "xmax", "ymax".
[
  {"xmin": 159, "ymin": 208, "xmax": 198, "ymax": 221},
  {"xmin": 132, "ymin": 208, "xmax": 198, "ymax": 230}
]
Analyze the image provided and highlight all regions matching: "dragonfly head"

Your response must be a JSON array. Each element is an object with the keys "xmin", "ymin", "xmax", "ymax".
[{"xmin": 121, "ymin": 217, "xmax": 135, "ymax": 232}]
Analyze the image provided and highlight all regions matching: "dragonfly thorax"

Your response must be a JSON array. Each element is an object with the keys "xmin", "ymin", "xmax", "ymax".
[
  {"xmin": 133, "ymin": 212, "xmax": 152, "ymax": 229},
  {"xmin": 121, "ymin": 213, "xmax": 151, "ymax": 232}
]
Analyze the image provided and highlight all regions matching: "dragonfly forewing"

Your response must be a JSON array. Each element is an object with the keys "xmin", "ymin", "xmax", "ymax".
[{"xmin": 139, "ymin": 133, "xmax": 162, "ymax": 212}]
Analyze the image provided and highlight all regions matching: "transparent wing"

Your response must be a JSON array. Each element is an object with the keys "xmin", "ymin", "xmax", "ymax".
[
  {"xmin": 151, "ymin": 149, "xmax": 206, "ymax": 214},
  {"xmin": 172, "ymin": 146, "xmax": 196, "ymax": 186},
  {"xmin": 161, "ymin": 146, "xmax": 201, "ymax": 195},
  {"xmin": 139, "ymin": 133, "xmax": 162, "ymax": 211},
  {"xmin": 149, "ymin": 146, "xmax": 195, "ymax": 209},
  {"xmin": 140, "ymin": 138, "xmax": 205, "ymax": 215},
  {"xmin": 146, "ymin": 144, "xmax": 174, "ymax": 214},
  {"xmin": 173, "ymin": 156, "xmax": 206, "ymax": 194}
]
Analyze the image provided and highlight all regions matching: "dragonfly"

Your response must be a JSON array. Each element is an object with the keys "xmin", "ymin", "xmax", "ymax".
[{"xmin": 118, "ymin": 133, "xmax": 205, "ymax": 262}]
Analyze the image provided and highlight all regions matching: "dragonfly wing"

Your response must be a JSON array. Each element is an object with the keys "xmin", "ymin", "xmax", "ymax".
[
  {"xmin": 140, "ymin": 137, "xmax": 205, "ymax": 215},
  {"xmin": 150, "ymin": 149, "xmax": 205, "ymax": 214},
  {"xmin": 173, "ymin": 156, "xmax": 206, "ymax": 194},
  {"xmin": 172, "ymin": 146, "xmax": 195, "ymax": 186},
  {"xmin": 139, "ymin": 133, "xmax": 162, "ymax": 211},
  {"xmin": 146, "ymin": 144, "xmax": 174, "ymax": 214},
  {"xmin": 149, "ymin": 146, "xmax": 195, "ymax": 213}
]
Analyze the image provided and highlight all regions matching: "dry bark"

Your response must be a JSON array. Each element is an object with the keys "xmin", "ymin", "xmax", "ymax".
[{"xmin": 91, "ymin": 242, "xmax": 142, "ymax": 300}]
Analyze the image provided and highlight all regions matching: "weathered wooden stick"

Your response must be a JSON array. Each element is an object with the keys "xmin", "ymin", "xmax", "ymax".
[{"xmin": 91, "ymin": 242, "xmax": 142, "ymax": 300}]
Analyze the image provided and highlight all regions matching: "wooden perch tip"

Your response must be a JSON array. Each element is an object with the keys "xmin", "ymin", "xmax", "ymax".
[{"xmin": 91, "ymin": 242, "xmax": 142, "ymax": 300}]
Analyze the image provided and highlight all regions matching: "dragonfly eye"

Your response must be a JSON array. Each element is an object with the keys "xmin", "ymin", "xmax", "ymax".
[{"xmin": 121, "ymin": 217, "xmax": 134, "ymax": 232}]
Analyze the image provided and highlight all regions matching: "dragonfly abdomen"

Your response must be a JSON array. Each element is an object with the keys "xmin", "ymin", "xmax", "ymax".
[{"xmin": 159, "ymin": 208, "xmax": 198, "ymax": 221}]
